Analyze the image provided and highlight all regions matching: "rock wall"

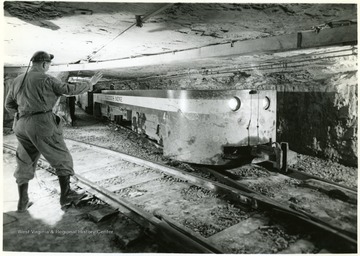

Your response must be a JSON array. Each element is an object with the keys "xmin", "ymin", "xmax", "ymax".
[{"xmin": 276, "ymin": 70, "xmax": 357, "ymax": 167}]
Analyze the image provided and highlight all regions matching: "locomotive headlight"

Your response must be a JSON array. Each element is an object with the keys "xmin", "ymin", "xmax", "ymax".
[
  {"xmin": 228, "ymin": 97, "xmax": 241, "ymax": 111},
  {"xmin": 263, "ymin": 96, "xmax": 270, "ymax": 110}
]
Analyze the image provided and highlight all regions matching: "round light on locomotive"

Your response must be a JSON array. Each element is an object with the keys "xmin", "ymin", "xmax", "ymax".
[
  {"xmin": 263, "ymin": 96, "xmax": 270, "ymax": 110},
  {"xmin": 228, "ymin": 97, "xmax": 241, "ymax": 111}
]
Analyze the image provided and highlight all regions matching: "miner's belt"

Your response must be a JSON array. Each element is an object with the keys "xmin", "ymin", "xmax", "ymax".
[{"xmin": 19, "ymin": 110, "xmax": 52, "ymax": 118}]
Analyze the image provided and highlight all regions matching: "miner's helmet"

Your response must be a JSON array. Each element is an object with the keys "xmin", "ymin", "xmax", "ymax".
[{"xmin": 31, "ymin": 51, "xmax": 54, "ymax": 63}]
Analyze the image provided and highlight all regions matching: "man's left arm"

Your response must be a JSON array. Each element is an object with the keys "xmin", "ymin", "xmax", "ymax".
[{"xmin": 5, "ymin": 87, "xmax": 18, "ymax": 116}]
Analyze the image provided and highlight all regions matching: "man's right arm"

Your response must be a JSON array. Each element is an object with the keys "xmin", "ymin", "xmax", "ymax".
[{"xmin": 51, "ymin": 72, "xmax": 103, "ymax": 96}]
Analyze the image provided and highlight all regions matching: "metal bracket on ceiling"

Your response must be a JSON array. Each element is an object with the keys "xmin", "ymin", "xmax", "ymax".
[
  {"xmin": 77, "ymin": 3, "xmax": 175, "ymax": 63},
  {"xmin": 310, "ymin": 19, "xmax": 357, "ymax": 34},
  {"xmin": 135, "ymin": 3, "xmax": 174, "ymax": 28},
  {"xmin": 135, "ymin": 15, "xmax": 143, "ymax": 27},
  {"xmin": 350, "ymin": 45, "xmax": 357, "ymax": 56},
  {"xmin": 297, "ymin": 32, "xmax": 302, "ymax": 48}
]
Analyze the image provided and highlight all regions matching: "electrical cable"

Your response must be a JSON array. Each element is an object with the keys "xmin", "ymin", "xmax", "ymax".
[
  {"xmin": 85, "ymin": 22, "xmax": 137, "ymax": 62},
  {"xmin": 112, "ymin": 50, "xmax": 355, "ymax": 83},
  {"xmin": 81, "ymin": 43, "xmax": 356, "ymax": 74},
  {"xmin": 16, "ymin": 59, "xmax": 32, "ymax": 96},
  {"xmin": 256, "ymin": 91, "xmax": 260, "ymax": 144},
  {"xmin": 247, "ymin": 93, "xmax": 253, "ymax": 146}
]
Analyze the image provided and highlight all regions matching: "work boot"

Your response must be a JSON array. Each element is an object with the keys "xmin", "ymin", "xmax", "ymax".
[
  {"xmin": 17, "ymin": 183, "xmax": 33, "ymax": 212},
  {"xmin": 58, "ymin": 175, "xmax": 85, "ymax": 207}
]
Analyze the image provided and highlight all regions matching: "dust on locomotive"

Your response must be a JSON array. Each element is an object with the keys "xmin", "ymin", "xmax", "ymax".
[{"xmin": 91, "ymin": 89, "xmax": 276, "ymax": 165}]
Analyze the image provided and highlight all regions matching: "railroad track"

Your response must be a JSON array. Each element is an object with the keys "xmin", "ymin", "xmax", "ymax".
[
  {"xmin": 3, "ymin": 135, "xmax": 357, "ymax": 253},
  {"xmin": 198, "ymin": 165, "xmax": 357, "ymax": 240}
]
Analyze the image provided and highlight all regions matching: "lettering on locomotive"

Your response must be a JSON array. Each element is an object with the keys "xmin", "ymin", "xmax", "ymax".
[{"xmin": 103, "ymin": 95, "xmax": 123, "ymax": 103}]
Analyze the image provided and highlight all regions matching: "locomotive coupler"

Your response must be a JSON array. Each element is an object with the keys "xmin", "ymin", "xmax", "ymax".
[{"xmin": 251, "ymin": 142, "xmax": 289, "ymax": 173}]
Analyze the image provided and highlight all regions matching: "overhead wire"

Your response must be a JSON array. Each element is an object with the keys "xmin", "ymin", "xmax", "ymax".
[{"xmin": 78, "ymin": 3, "xmax": 175, "ymax": 63}]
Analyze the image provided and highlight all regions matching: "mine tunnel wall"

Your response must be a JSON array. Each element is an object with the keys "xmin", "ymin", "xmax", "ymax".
[
  {"xmin": 277, "ymin": 85, "xmax": 357, "ymax": 167},
  {"xmin": 3, "ymin": 55, "xmax": 357, "ymax": 166}
]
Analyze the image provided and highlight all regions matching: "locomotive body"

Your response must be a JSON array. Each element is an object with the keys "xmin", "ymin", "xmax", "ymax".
[{"xmin": 91, "ymin": 89, "xmax": 277, "ymax": 165}]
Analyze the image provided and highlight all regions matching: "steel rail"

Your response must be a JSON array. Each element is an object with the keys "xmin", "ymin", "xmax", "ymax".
[
  {"xmin": 4, "ymin": 141, "xmax": 356, "ymax": 251},
  {"xmin": 63, "ymin": 138, "xmax": 357, "ymax": 249},
  {"xmin": 75, "ymin": 173, "xmax": 223, "ymax": 253},
  {"xmin": 72, "ymin": 125, "xmax": 356, "ymax": 204},
  {"xmin": 259, "ymin": 162, "xmax": 357, "ymax": 195},
  {"xmin": 195, "ymin": 166, "xmax": 357, "ymax": 250},
  {"xmin": 74, "ymin": 126, "xmax": 356, "ymax": 196},
  {"xmin": 62, "ymin": 139, "xmax": 358, "ymax": 248},
  {"xmin": 3, "ymin": 143, "xmax": 222, "ymax": 253}
]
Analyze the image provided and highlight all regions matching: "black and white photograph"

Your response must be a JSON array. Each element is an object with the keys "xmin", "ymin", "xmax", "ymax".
[{"xmin": 2, "ymin": 1, "xmax": 357, "ymax": 254}]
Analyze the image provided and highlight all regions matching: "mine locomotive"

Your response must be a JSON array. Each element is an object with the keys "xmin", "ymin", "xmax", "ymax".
[{"xmin": 78, "ymin": 89, "xmax": 288, "ymax": 169}]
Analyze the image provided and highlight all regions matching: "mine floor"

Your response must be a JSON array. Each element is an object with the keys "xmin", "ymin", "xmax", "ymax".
[{"xmin": 2, "ymin": 142, "xmax": 158, "ymax": 253}]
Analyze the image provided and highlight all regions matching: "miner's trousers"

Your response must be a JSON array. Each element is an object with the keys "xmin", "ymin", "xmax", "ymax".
[{"xmin": 13, "ymin": 112, "xmax": 74, "ymax": 185}]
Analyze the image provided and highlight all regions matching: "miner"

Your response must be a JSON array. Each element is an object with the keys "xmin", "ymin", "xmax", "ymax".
[{"xmin": 5, "ymin": 51, "xmax": 102, "ymax": 212}]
